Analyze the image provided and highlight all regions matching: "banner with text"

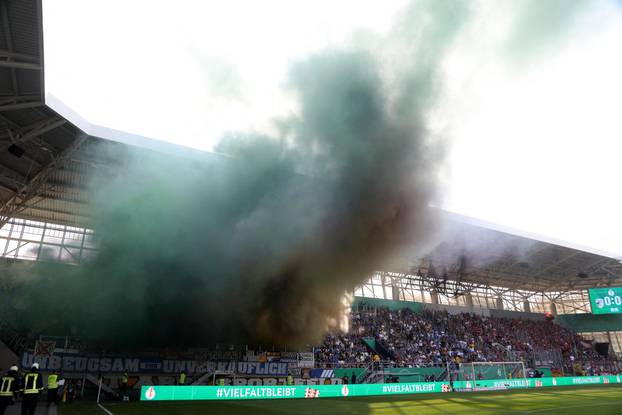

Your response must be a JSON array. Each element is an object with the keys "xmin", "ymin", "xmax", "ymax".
[
  {"xmin": 142, "ymin": 381, "xmax": 447, "ymax": 401},
  {"xmin": 21, "ymin": 352, "xmax": 287, "ymax": 375},
  {"xmin": 141, "ymin": 375, "xmax": 622, "ymax": 401}
]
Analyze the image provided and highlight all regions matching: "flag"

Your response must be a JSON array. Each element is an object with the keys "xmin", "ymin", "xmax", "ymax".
[{"xmin": 34, "ymin": 341, "xmax": 55, "ymax": 358}]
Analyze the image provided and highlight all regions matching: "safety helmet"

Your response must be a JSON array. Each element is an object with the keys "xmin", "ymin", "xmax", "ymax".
[
  {"xmin": 31, "ymin": 363, "xmax": 39, "ymax": 370},
  {"xmin": 9, "ymin": 365, "xmax": 18, "ymax": 372}
]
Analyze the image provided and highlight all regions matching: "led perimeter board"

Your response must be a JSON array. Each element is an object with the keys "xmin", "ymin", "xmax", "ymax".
[{"xmin": 589, "ymin": 287, "xmax": 622, "ymax": 314}]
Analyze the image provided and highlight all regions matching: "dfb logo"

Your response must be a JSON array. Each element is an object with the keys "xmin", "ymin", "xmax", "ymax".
[{"xmin": 145, "ymin": 386, "xmax": 156, "ymax": 400}]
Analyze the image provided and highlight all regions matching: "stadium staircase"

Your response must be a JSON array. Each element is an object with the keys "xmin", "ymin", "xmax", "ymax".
[
  {"xmin": 0, "ymin": 339, "xmax": 19, "ymax": 374},
  {"xmin": 191, "ymin": 370, "xmax": 214, "ymax": 385},
  {"xmin": 359, "ymin": 338, "xmax": 390, "ymax": 383},
  {"xmin": 0, "ymin": 318, "xmax": 28, "ymax": 371},
  {"xmin": 374, "ymin": 340, "xmax": 395, "ymax": 360},
  {"xmin": 0, "ymin": 318, "xmax": 28, "ymax": 357},
  {"xmin": 358, "ymin": 362, "xmax": 380, "ymax": 384},
  {"xmin": 362, "ymin": 336, "xmax": 395, "ymax": 360},
  {"xmin": 436, "ymin": 368, "xmax": 448, "ymax": 381},
  {"xmin": 85, "ymin": 374, "xmax": 117, "ymax": 396}
]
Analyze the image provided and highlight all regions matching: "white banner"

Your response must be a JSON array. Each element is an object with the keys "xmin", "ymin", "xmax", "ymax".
[{"xmin": 298, "ymin": 352, "xmax": 314, "ymax": 368}]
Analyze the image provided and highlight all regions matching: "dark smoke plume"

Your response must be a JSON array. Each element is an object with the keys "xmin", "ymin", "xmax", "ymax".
[
  {"xmin": 1, "ymin": 0, "xmax": 586, "ymax": 350},
  {"xmin": 91, "ymin": 47, "xmax": 452, "ymax": 348}
]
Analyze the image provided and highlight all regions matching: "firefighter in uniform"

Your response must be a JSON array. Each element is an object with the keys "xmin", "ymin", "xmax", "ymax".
[
  {"xmin": 178, "ymin": 370, "xmax": 186, "ymax": 385},
  {"xmin": 0, "ymin": 365, "xmax": 20, "ymax": 415},
  {"xmin": 47, "ymin": 370, "xmax": 60, "ymax": 407},
  {"xmin": 21, "ymin": 363, "xmax": 43, "ymax": 415}
]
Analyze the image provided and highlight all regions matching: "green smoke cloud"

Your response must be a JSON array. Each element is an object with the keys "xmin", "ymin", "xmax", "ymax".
[{"xmin": 0, "ymin": 0, "xmax": 590, "ymax": 350}]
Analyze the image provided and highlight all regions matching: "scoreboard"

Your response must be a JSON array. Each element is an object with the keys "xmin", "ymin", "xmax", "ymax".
[{"xmin": 589, "ymin": 287, "xmax": 622, "ymax": 314}]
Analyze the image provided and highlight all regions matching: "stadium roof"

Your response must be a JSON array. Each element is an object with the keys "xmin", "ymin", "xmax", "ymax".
[
  {"xmin": 0, "ymin": 0, "xmax": 115, "ymax": 228},
  {"xmin": 1, "ymin": 0, "xmax": 620, "ymax": 294},
  {"xmin": 414, "ymin": 212, "xmax": 622, "ymax": 292}
]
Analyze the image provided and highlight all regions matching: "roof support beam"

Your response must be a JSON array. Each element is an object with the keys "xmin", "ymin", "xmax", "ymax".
[
  {"xmin": 0, "ymin": 134, "xmax": 87, "ymax": 228},
  {"xmin": 28, "ymin": 194, "xmax": 89, "ymax": 207},
  {"xmin": 600, "ymin": 265, "xmax": 622, "ymax": 280},
  {"xmin": 540, "ymin": 257, "xmax": 611, "ymax": 291},
  {"xmin": 528, "ymin": 251, "xmax": 582, "ymax": 279},
  {"xmin": 0, "ymin": 95, "xmax": 40, "ymax": 104},
  {"xmin": 0, "ymin": 115, "xmax": 54, "ymax": 169},
  {"xmin": 0, "ymin": 165, "xmax": 27, "ymax": 184},
  {"xmin": 0, "ymin": 182, "xmax": 14, "ymax": 193},
  {"xmin": 0, "ymin": 61, "xmax": 41, "ymax": 71},
  {"xmin": 0, "ymin": 0, "xmax": 19, "ymax": 96},
  {"xmin": 17, "ymin": 204, "xmax": 90, "ymax": 221},
  {"xmin": 0, "ymin": 117, "xmax": 66, "ymax": 150},
  {"xmin": 0, "ymin": 101, "xmax": 44, "ymax": 112},
  {"xmin": 0, "ymin": 50, "xmax": 40, "ymax": 62}
]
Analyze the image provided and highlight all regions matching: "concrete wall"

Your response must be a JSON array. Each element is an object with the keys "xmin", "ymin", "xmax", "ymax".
[
  {"xmin": 557, "ymin": 313, "xmax": 622, "ymax": 332},
  {"xmin": 423, "ymin": 303, "xmax": 491, "ymax": 317},
  {"xmin": 352, "ymin": 297, "xmax": 423, "ymax": 312},
  {"xmin": 489, "ymin": 309, "xmax": 544, "ymax": 321}
]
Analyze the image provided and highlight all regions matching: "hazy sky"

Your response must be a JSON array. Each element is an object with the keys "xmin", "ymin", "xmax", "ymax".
[{"xmin": 42, "ymin": 0, "xmax": 622, "ymax": 257}]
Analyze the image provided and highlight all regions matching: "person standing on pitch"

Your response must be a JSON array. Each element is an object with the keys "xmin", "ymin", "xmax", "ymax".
[
  {"xmin": 119, "ymin": 371, "xmax": 129, "ymax": 400},
  {"xmin": 178, "ymin": 370, "xmax": 186, "ymax": 385},
  {"xmin": 0, "ymin": 365, "xmax": 20, "ymax": 415},
  {"xmin": 21, "ymin": 363, "xmax": 43, "ymax": 415},
  {"xmin": 46, "ymin": 370, "xmax": 60, "ymax": 407}
]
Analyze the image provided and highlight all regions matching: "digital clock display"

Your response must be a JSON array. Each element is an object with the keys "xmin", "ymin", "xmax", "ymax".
[{"xmin": 589, "ymin": 287, "xmax": 622, "ymax": 314}]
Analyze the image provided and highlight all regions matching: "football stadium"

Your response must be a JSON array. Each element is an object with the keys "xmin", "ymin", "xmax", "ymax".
[{"xmin": 1, "ymin": 0, "xmax": 622, "ymax": 414}]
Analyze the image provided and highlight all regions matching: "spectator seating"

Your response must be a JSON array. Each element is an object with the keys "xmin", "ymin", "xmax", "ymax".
[{"xmin": 314, "ymin": 307, "xmax": 621, "ymax": 375}]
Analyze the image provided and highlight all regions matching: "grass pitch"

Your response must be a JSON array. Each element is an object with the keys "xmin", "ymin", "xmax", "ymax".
[{"xmin": 61, "ymin": 384, "xmax": 622, "ymax": 414}]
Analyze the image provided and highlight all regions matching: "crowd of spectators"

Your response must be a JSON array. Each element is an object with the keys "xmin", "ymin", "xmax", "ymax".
[
  {"xmin": 315, "ymin": 307, "xmax": 621, "ymax": 375},
  {"xmin": 314, "ymin": 333, "xmax": 371, "ymax": 366}
]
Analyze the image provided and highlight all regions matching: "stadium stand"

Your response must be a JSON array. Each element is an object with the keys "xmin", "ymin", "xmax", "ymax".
[
  {"xmin": 315, "ymin": 305, "xmax": 622, "ymax": 376},
  {"xmin": 0, "ymin": 1, "xmax": 621, "ymax": 413}
]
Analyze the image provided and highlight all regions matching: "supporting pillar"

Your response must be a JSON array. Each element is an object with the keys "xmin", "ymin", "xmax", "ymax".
[
  {"xmin": 381, "ymin": 273, "xmax": 388, "ymax": 300},
  {"xmin": 431, "ymin": 290, "xmax": 439, "ymax": 304},
  {"xmin": 392, "ymin": 285, "xmax": 401, "ymax": 301},
  {"xmin": 465, "ymin": 293, "xmax": 474, "ymax": 307}
]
